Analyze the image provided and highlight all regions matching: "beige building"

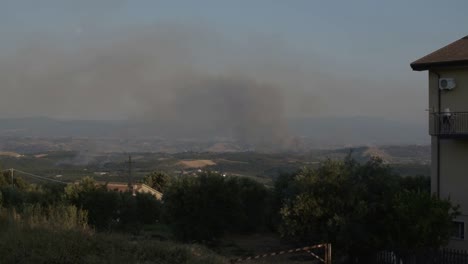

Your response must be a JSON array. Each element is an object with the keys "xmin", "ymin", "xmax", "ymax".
[
  {"xmin": 101, "ymin": 182, "xmax": 163, "ymax": 200},
  {"xmin": 411, "ymin": 35, "xmax": 468, "ymax": 249}
]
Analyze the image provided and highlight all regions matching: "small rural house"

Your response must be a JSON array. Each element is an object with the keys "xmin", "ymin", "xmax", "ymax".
[{"xmin": 103, "ymin": 182, "xmax": 163, "ymax": 200}]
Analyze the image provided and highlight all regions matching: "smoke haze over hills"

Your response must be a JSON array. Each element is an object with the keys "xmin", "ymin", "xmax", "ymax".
[
  {"xmin": 0, "ymin": 1, "xmax": 444, "ymax": 148},
  {"xmin": 0, "ymin": 117, "xmax": 428, "ymax": 150},
  {"xmin": 0, "ymin": 25, "xmax": 428, "ymax": 147}
]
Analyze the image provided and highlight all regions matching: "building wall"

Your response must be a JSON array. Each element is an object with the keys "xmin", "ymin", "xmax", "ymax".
[
  {"xmin": 429, "ymin": 68, "xmax": 468, "ymax": 248},
  {"xmin": 436, "ymin": 139, "xmax": 468, "ymax": 248},
  {"xmin": 439, "ymin": 140, "xmax": 468, "ymax": 212},
  {"xmin": 429, "ymin": 68, "xmax": 468, "ymax": 112},
  {"xmin": 430, "ymin": 136, "xmax": 438, "ymax": 195}
]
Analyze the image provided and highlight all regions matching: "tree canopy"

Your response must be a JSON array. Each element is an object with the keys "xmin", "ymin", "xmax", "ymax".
[
  {"xmin": 277, "ymin": 157, "xmax": 459, "ymax": 262},
  {"xmin": 143, "ymin": 171, "xmax": 170, "ymax": 193},
  {"xmin": 162, "ymin": 172, "xmax": 271, "ymax": 242}
]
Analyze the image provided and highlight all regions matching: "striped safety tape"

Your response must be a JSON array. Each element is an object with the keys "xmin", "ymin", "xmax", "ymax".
[{"xmin": 230, "ymin": 243, "xmax": 327, "ymax": 263}]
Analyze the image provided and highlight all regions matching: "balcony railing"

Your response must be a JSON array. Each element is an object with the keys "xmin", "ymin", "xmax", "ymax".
[{"xmin": 430, "ymin": 112, "xmax": 468, "ymax": 137}]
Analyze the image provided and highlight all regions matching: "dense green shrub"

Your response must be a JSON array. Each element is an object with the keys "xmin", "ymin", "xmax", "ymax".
[
  {"xmin": 0, "ymin": 219, "xmax": 226, "ymax": 264},
  {"xmin": 385, "ymin": 191, "xmax": 459, "ymax": 254},
  {"xmin": 399, "ymin": 175, "xmax": 430, "ymax": 193},
  {"xmin": 136, "ymin": 192, "xmax": 162, "ymax": 225},
  {"xmin": 65, "ymin": 177, "xmax": 161, "ymax": 231},
  {"xmin": 0, "ymin": 169, "xmax": 30, "ymax": 191},
  {"xmin": 143, "ymin": 171, "xmax": 171, "ymax": 192},
  {"xmin": 163, "ymin": 172, "xmax": 270, "ymax": 242},
  {"xmin": 224, "ymin": 176, "xmax": 271, "ymax": 232},
  {"xmin": 0, "ymin": 187, "xmax": 27, "ymax": 209},
  {"xmin": 277, "ymin": 157, "xmax": 458, "ymax": 262}
]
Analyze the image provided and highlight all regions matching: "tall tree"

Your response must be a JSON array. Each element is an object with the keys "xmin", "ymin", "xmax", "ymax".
[
  {"xmin": 163, "ymin": 172, "xmax": 270, "ymax": 242},
  {"xmin": 143, "ymin": 171, "xmax": 170, "ymax": 192},
  {"xmin": 278, "ymin": 157, "xmax": 458, "ymax": 262}
]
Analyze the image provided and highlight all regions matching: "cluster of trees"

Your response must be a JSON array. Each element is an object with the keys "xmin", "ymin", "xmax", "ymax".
[
  {"xmin": 65, "ymin": 177, "xmax": 161, "ymax": 231},
  {"xmin": 163, "ymin": 172, "xmax": 270, "ymax": 241},
  {"xmin": 0, "ymin": 174, "xmax": 65, "ymax": 209},
  {"xmin": 0, "ymin": 158, "xmax": 459, "ymax": 262},
  {"xmin": 143, "ymin": 171, "xmax": 170, "ymax": 192},
  {"xmin": 0, "ymin": 171, "xmax": 162, "ymax": 233},
  {"xmin": 159, "ymin": 157, "xmax": 458, "ymax": 262},
  {"xmin": 277, "ymin": 157, "xmax": 457, "ymax": 262}
]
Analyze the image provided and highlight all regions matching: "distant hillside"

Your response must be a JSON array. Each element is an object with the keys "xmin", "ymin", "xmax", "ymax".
[
  {"xmin": 289, "ymin": 116, "xmax": 428, "ymax": 147},
  {"xmin": 0, "ymin": 146, "xmax": 430, "ymax": 184},
  {"xmin": 0, "ymin": 117, "xmax": 125, "ymax": 138},
  {"xmin": 0, "ymin": 116, "xmax": 428, "ymax": 148}
]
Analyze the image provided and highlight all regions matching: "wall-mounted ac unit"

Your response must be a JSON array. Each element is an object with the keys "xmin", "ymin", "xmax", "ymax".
[{"xmin": 439, "ymin": 78, "xmax": 456, "ymax": 90}]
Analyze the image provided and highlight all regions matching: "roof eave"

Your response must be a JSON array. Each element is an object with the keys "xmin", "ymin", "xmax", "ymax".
[{"xmin": 411, "ymin": 60, "xmax": 468, "ymax": 71}]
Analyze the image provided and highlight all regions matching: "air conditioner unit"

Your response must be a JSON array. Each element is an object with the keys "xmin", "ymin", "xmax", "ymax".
[{"xmin": 439, "ymin": 78, "xmax": 456, "ymax": 90}]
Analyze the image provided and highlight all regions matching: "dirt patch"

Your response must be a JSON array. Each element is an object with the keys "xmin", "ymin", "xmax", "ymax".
[
  {"xmin": 216, "ymin": 159, "xmax": 248, "ymax": 164},
  {"xmin": 0, "ymin": 151, "xmax": 23, "ymax": 158},
  {"xmin": 178, "ymin": 159, "xmax": 216, "ymax": 168}
]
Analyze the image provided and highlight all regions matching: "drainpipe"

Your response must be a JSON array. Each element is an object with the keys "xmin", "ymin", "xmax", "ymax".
[{"xmin": 433, "ymin": 71, "xmax": 441, "ymax": 199}]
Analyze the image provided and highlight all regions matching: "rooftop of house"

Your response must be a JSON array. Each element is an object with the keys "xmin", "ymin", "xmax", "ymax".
[
  {"xmin": 411, "ymin": 35, "xmax": 468, "ymax": 71},
  {"xmin": 98, "ymin": 182, "xmax": 163, "ymax": 199},
  {"xmin": 105, "ymin": 182, "xmax": 131, "ymax": 193}
]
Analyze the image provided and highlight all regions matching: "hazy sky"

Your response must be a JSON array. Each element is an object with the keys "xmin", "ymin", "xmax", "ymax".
[{"xmin": 1, "ymin": 0, "xmax": 467, "ymax": 124}]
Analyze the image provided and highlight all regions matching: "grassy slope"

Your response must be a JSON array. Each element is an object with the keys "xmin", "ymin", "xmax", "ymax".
[{"xmin": 0, "ymin": 226, "xmax": 227, "ymax": 264}]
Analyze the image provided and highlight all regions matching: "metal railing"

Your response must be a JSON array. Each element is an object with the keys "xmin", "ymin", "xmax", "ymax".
[
  {"xmin": 430, "ymin": 112, "xmax": 468, "ymax": 137},
  {"xmin": 376, "ymin": 248, "xmax": 468, "ymax": 264}
]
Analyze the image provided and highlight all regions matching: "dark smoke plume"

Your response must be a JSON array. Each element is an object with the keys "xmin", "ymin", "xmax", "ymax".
[{"xmin": 0, "ymin": 26, "xmax": 305, "ymax": 149}]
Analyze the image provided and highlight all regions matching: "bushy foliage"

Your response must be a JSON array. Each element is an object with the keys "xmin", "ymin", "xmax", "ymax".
[
  {"xmin": 143, "ymin": 171, "xmax": 170, "ymax": 192},
  {"xmin": 0, "ymin": 215, "xmax": 226, "ymax": 264},
  {"xmin": 385, "ymin": 191, "xmax": 459, "ymax": 254},
  {"xmin": 65, "ymin": 177, "xmax": 117, "ymax": 229},
  {"xmin": 163, "ymin": 172, "xmax": 270, "ymax": 242},
  {"xmin": 277, "ymin": 157, "xmax": 458, "ymax": 261},
  {"xmin": 64, "ymin": 176, "xmax": 99, "ymax": 200},
  {"xmin": 224, "ymin": 176, "xmax": 271, "ymax": 232},
  {"xmin": 136, "ymin": 192, "xmax": 162, "ymax": 225},
  {"xmin": 399, "ymin": 174, "xmax": 430, "ymax": 193},
  {"xmin": 163, "ymin": 172, "xmax": 232, "ymax": 242},
  {"xmin": 65, "ymin": 177, "xmax": 162, "ymax": 231},
  {"xmin": 0, "ymin": 187, "xmax": 27, "ymax": 209},
  {"xmin": 36, "ymin": 182, "xmax": 68, "ymax": 205},
  {"xmin": 0, "ymin": 203, "xmax": 88, "ymax": 231},
  {"xmin": 0, "ymin": 170, "xmax": 30, "ymax": 208},
  {"xmin": 0, "ymin": 170, "xmax": 30, "ymax": 190},
  {"xmin": 0, "ymin": 156, "xmax": 451, "ymax": 263}
]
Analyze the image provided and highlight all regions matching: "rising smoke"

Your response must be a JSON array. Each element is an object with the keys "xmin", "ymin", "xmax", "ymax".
[
  {"xmin": 0, "ymin": 1, "xmax": 430, "ymax": 153},
  {"xmin": 0, "ymin": 26, "xmax": 308, "ymax": 149}
]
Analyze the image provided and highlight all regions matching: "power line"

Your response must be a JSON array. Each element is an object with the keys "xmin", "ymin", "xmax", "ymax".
[{"xmin": 11, "ymin": 169, "xmax": 69, "ymax": 184}]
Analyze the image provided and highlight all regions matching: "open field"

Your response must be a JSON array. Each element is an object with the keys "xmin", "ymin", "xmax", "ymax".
[
  {"xmin": 0, "ymin": 145, "xmax": 430, "ymax": 186},
  {"xmin": 0, "ymin": 151, "xmax": 22, "ymax": 158},
  {"xmin": 178, "ymin": 159, "xmax": 217, "ymax": 168}
]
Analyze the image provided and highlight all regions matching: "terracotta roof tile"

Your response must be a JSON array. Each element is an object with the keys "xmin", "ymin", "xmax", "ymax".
[{"xmin": 411, "ymin": 35, "xmax": 468, "ymax": 71}]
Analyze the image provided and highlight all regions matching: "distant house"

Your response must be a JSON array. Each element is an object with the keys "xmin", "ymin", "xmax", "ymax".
[
  {"xmin": 411, "ymin": 35, "xmax": 468, "ymax": 249},
  {"xmin": 101, "ymin": 182, "xmax": 163, "ymax": 200},
  {"xmin": 94, "ymin": 172, "xmax": 109, "ymax": 176}
]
